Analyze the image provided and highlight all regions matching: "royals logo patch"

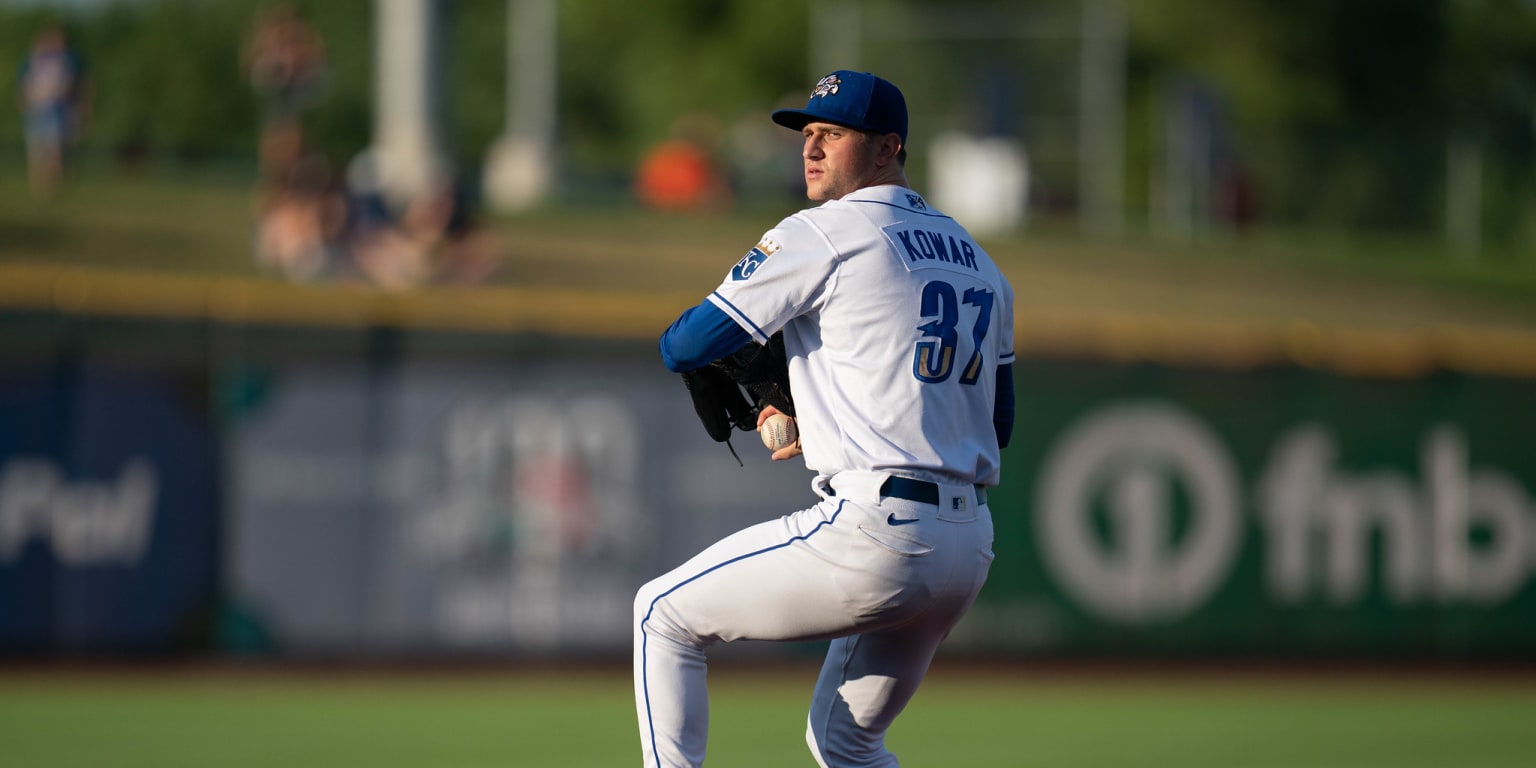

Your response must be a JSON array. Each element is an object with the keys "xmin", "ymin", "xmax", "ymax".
[
  {"xmin": 731, "ymin": 246, "xmax": 769, "ymax": 281},
  {"xmin": 812, "ymin": 74, "xmax": 841, "ymax": 98},
  {"xmin": 730, "ymin": 238, "xmax": 780, "ymax": 281}
]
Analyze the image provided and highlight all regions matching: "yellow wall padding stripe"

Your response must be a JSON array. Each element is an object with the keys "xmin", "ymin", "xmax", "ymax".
[
  {"xmin": 3, "ymin": 262, "xmax": 1535, "ymax": 379},
  {"xmin": 0, "ymin": 262, "xmax": 695, "ymax": 340}
]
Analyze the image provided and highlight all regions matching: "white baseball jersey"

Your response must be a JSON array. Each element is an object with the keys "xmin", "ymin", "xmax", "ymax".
[
  {"xmin": 636, "ymin": 183, "xmax": 1012, "ymax": 768},
  {"xmin": 706, "ymin": 184, "xmax": 1015, "ymax": 486}
]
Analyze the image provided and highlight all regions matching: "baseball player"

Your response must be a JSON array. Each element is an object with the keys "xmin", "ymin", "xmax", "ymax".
[{"xmin": 635, "ymin": 70, "xmax": 1016, "ymax": 767}]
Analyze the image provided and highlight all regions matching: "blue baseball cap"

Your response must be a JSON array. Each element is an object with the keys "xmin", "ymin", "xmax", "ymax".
[{"xmin": 772, "ymin": 70, "xmax": 908, "ymax": 142}]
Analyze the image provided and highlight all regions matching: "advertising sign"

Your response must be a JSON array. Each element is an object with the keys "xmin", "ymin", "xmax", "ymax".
[
  {"xmin": 964, "ymin": 360, "xmax": 1536, "ymax": 657},
  {"xmin": 0, "ymin": 367, "xmax": 217, "ymax": 653},
  {"xmin": 224, "ymin": 355, "xmax": 808, "ymax": 656}
]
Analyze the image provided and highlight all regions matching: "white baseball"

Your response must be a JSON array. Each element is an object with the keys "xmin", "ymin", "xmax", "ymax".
[{"xmin": 759, "ymin": 413, "xmax": 798, "ymax": 451}]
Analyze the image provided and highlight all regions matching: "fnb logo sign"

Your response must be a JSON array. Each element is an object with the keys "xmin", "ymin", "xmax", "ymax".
[{"xmin": 1035, "ymin": 402, "xmax": 1534, "ymax": 625}]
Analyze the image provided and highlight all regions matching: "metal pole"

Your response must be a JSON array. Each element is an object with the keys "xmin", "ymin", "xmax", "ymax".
[
  {"xmin": 485, "ymin": 0, "xmax": 558, "ymax": 212},
  {"xmin": 369, "ymin": 0, "xmax": 450, "ymax": 207},
  {"xmin": 1078, "ymin": 0, "xmax": 1126, "ymax": 239},
  {"xmin": 1446, "ymin": 135, "xmax": 1483, "ymax": 259}
]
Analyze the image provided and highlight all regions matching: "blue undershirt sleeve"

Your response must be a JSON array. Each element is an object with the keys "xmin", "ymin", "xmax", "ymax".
[
  {"xmin": 994, "ymin": 363, "xmax": 1015, "ymax": 449},
  {"xmin": 659, "ymin": 300, "xmax": 753, "ymax": 373}
]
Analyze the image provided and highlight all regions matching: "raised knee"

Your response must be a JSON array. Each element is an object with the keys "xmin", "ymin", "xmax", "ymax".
[
  {"xmin": 634, "ymin": 575, "xmax": 679, "ymax": 631},
  {"xmin": 634, "ymin": 580, "xmax": 661, "ymax": 627}
]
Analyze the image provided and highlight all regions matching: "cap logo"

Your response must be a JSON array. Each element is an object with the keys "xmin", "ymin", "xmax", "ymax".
[{"xmin": 811, "ymin": 74, "xmax": 841, "ymax": 99}]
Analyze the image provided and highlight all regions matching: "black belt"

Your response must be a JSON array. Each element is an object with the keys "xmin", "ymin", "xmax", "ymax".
[{"xmin": 833, "ymin": 477, "xmax": 987, "ymax": 506}]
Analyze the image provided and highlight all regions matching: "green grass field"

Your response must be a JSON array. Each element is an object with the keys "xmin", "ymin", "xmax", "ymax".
[{"xmin": 2, "ymin": 663, "xmax": 1533, "ymax": 767}]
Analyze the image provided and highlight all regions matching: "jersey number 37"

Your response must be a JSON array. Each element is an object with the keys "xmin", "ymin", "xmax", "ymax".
[{"xmin": 913, "ymin": 280, "xmax": 994, "ymax": 385}]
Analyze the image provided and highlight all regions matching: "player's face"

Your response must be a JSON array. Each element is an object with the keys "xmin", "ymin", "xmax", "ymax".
[{"xmin": 799, "ymin": 122, "xmax": 881, "ymax": 202}]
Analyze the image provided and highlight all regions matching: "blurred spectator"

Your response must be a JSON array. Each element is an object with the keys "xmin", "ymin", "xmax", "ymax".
[
  {"xmin": 16, "ymin": 22, "xmax": 90, "ymax": 199},
  {"xmin": 243, "ymin": 3, "xmax": 328, "ymax": 183},
  {"xmin": 253, "ymin": 153, "xmax": 348, "ymax": 282},
  {"xmin": 634, "ymin": 112, "xmax": 731, "ymax": 213},
  {"xmin": 345, "ymin": 160, "xmax": 501, "ymax": 290}
]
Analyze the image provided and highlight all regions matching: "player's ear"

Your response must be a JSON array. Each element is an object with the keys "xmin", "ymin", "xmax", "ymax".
[{"xmin": 875, "ymin": 133, "xmax": 903, "ymax": 167}]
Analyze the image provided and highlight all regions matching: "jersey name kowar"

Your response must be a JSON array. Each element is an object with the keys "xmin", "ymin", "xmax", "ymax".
[{"xmin": 708, "ymin": 184, "xmax": 1016, "ymax": 486}]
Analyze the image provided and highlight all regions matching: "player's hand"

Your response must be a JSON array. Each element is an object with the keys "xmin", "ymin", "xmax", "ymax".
[{"xmin": 756, "ymin": 405, "xmax": 803, "ymax": 462}]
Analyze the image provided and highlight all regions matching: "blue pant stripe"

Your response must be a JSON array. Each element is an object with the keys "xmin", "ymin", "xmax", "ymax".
[{"xmin": 640, "ymin": 500, "xmax": 846, "ymax": 765}]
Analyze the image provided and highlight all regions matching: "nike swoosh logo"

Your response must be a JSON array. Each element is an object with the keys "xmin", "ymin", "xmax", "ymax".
[{"xmin": 886, "ymin": 514, "xmax": 920, "ymax": 526}]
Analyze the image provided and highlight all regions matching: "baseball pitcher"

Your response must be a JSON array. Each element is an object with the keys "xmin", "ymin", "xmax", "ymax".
[{"xmin": 636, "ymin": 70, "xmax": 1016, "ymax": 768}]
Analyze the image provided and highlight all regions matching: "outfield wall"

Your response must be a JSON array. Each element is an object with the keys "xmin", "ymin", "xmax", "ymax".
[{"xmin": 2, "ymin": 283, "xmax": 1534, "ymax": 659}]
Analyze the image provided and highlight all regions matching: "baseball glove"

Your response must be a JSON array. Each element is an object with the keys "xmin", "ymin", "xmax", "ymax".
[
  {"xmin": 713, "ymin": 332, "xmax": 795, "ymax": 417},
  {"xmin": 680, "ymin": 332, "xmax": 795, "ymax": 463},
  {"xmin": 680, "ymin": 365, "xmax": 757, "ymax": 443}
]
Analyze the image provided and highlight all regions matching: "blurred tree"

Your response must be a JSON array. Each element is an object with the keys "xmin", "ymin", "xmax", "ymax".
[
  {"xmin": 558, "ymin": 0, "xmax": 806, "ymax": 177},
  {"xmin": 1441, "ymin": 0, "xmax": 1536, "ymax": 249},
  {"xmin": 446, "ymin": 0, "xmax": 507, "ymax": 172},
  {"xmin": 81, "ymin": 1, "xmax": 257, "ymax": 165},
  {"xmin": 0, "ymin": 0, "xmax": 1529, "ymax": 249},
  {"xmin": 1129, "ymin": 0, "xmax": 1534, "ymax": 246}
]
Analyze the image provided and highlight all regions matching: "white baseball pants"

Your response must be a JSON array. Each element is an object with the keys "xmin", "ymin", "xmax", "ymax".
[{"xmin": 634, "ymin": 471, "xmax": 995, "ymax": 767}]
